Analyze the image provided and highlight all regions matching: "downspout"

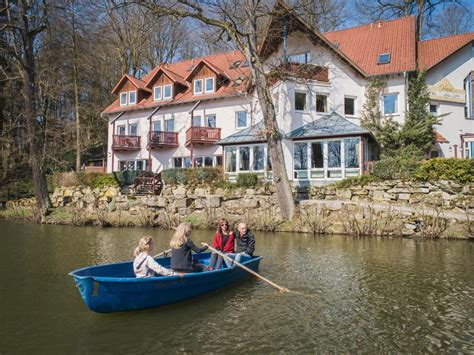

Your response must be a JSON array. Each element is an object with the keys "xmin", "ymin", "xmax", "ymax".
[
  {"xmin": 403, "ymin": 71, "xmax": 409, "ymax": 115},
  {"xmin": 146, "ymin": 106, "xmax": 162, "ymax": 171},
  {"xmin": 110, "ymin": 112, "xmax": 125, "ymax": 172},
  {"xmin": 188, "ymin": 101, "xmax": 201, "ymax": 168}
]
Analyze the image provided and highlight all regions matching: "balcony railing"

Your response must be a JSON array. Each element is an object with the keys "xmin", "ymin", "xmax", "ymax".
[
  {"xmin": 185, "ymin": 126, "xmax": 221, "ymax": 146},
  {"xmin": 112, "ymin": 135, "xmax": 141, "ymax": 151},
  {"xmin": 148, "ymin": 131, "xmax": 179, "ymax": 149}
]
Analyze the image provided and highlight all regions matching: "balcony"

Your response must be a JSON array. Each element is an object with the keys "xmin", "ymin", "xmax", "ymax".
[
  {"xmin": 185, "ymin": 126, "xmax": 221, "ymax": 146},
  {"xmin": 148, "ymin": 131, "xmax": 179, "ymax": 149},
  {"xmin": 112, "ymin": 135, "xmax": 141, "ymax": 151}
]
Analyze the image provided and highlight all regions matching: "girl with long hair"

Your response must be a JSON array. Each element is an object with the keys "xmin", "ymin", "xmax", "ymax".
[
  {"xmin": 133, "ymin": 236, "xmax": 182, "ymax": 278},
  {"xmin": 170, "ymin": 223, "xmax": 208, "ymax": 272}
]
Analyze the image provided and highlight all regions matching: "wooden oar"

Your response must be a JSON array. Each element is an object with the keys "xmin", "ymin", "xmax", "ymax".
[
  {"xmin": 203, "ymin": 243, "xmax": 290, "ymax": 293},
  {"xmin": 153, "ymin": 248, "xmax": 172, "ymax": 259}
]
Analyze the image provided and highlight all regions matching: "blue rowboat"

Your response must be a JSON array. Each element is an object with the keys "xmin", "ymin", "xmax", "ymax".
[{"xmin": 69, "ymin": 252, "xmax": 262, "ymax": 313}]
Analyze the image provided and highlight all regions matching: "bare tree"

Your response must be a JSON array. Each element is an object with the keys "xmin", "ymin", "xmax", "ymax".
[
  {"xmin": 290, "ymin": 0, "xmax": 349, "ymax": 32},
  {"xmin": 425, "ymin": 3, "xmax": 472, "ymax": 37},
  {"xmin": 127, "ymin": 0, "xmax": 296, "ymax": 219},
  {"xmin": 1, "ymin": 0, "xmax": 52, "ymax": 214}
]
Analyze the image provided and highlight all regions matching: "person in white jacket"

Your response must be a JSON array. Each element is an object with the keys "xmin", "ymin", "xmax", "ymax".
[{"xmin": 133, "ymin": 236, "xmax": 183, "ymax": 278}]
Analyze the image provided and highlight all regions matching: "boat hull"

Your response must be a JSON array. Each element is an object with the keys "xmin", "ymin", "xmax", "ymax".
[{"xmin": 70, "ymin": 252, "xmax": 261, "ymax": 313}]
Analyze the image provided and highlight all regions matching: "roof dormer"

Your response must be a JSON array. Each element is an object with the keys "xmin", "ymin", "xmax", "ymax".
[
  {"xmin": 185, "ymin": 59, "xmax": 230, "ymax": 96},
  {"xmin": 145, "ymin": 67, "xmax": 188, "ymax": 101},
  {"xmin": 111, "ymin": 74, "xmax": 151, "ymax": 106}
]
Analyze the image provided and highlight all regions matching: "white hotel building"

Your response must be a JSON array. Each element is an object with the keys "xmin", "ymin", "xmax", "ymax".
[{"xmin": 103, "ymin": 5, "xmax": 474, "ymax": 184}]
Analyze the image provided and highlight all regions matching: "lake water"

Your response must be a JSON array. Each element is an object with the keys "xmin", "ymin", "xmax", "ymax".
[{"xmin": 0, "ymin": 220, "xmax": 473, "ymax": 353}]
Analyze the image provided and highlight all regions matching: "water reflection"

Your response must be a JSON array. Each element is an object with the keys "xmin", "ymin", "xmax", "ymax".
[{"xmin": 0, "ymin": 220, "xmax": 473, "ymax": 353}]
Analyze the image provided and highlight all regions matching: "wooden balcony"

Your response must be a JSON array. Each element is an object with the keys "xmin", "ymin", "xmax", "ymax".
[
  {"xmin": 185, "ymin": 126, "xmax": 221, "ymax": 146},
  {"xmin": 112, "ymin": 135, "xmax": 141, "ymax": 151},
  {"xmin": 148, "ymin": 131, "xmax": 179, "ymax": 149}
]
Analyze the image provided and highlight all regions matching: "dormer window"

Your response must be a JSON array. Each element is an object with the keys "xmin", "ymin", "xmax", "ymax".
[
  {"xmin": 120, "ymin": 92, "xmax": 127, "ymax": 106},
  {"xmin": 288, "ymin": 52, "xmax": 310, "ymax": 64},
  {"xmin": 378, "ymin": 53, "xmax": 391, "ymax": 65},
  {"xmin": 205, "ymin": 77, "xmax": 215, "ymax": 93},
  {"xmin": 128, "ymin": 91, "xmax": 137, "ymax": 105},
  {"xmin": 154, "ymin": 86, "xmax": 162, "ymax": 101},
  {"xmin": 194, "ymin": 79, "xmax": 203, "ymax": 95},
  {"xmin": 163, "ymin": 84, "xmax": 172, "ymax": 100}
]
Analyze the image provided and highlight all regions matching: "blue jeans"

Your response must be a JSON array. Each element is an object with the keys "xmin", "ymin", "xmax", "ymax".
[{"xmin": 224, "ymin": 252, "xmax": 250, "ymax": 268}]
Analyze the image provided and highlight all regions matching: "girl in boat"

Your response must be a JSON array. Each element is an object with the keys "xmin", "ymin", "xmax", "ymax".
[
  {"xmin": 208, "ymin": 218, "xmax": 235, "ymax": 270},
  {"xmin": 133, "ymin": 236, "xmax": 182, "ymax": 278},
  {"xmin": 170, "ymin": 222, "xmax": 209, "ymax": 273}
]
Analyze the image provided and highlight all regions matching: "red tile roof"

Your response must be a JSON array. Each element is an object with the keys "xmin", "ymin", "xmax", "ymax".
[
  {"xmin": 434, "ymin": 130, "xmax": 449, "ymax": 144},
  {"xmin": 418, "ymin": 32, "xmax": 474, "ymax": 70},
  {"xmin": 104, "ymin": 51, "xmax": 250, "ymax": 114},
  {"xmin": 323, "ymin": 16, "xmax": 417, "ymax": 75},
  {"xmin": 111, "ymin": 74, "xmax": 151, "ymax": 95}
]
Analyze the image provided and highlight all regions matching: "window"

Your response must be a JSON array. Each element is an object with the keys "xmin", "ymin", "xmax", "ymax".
[
  {"xmin": 192, "ymin": 115, "xmax": 201, "ymax": 127},
  {"xmin": 328, "ymin": 141, "xmax": 341, "ymax": 168},
  {"xmin": 183, "ymin": 157, "xmax": 192, "ymax": 168},
  {"xmin": 120, "ymin": 92, "xmax": 127, "ymax": 106},
  {"xmin": 295, "ymin": 91, "xmax": 307, "ymax": 111},
  {"xmin": 194, "ymin": 157, "xmax": 204, "ymax": 167},
  {"xmin": 215, "ymin": 156, "xmax": 223, "ymax": 166},
  {"xmin": 236, "ymin": 111, "xmax": 248, "ymax": 129},
  {"xmin": 205, "ymin": 77, "xmax": 215, "ymax": 92},
  {"xmin": 288, "ymin": 52, "xmax": 310, "ymax": 64},
  {"xmin": 128, "ymin": 124, "xmax": 138, "ymax": 136},
  {"xmin": 465, "ymin": 141, "xmax": 474, "ymax": 159},
  {"xmin": 430, "ymin": 104, "xmax": 439, "ymax": 115},
  {"xmin": 253, "ymin": 145, "xmax": 265, "ymax": 171},
  {"xmin": 383, "ymin": 93, "xmax": 398, "ymax": 115},
  {"xmin": 163, "ymin": 84, "xmax": 172, "ymax": 99},
  {"xmin": 165, "ymin": 119, "xmax": 174, "ymax": 132},
  {"xmin": 311, "ymin": 142, "xmax": 324, "ymax": 169},
  {"xmin": 117, "ymin": 125, "xmax": 126, "ymax": 135},
  {"xmin": 153, "ymin": 121, "xmax": 162, "ymax": 132},
  {"xmin": 128, "ymin": 91, "xmax": 137, "ymax": 105},
  {"xmin": 204, "ymin": 157, "xmax": 213, "ymax": 167},
  {"xmin": 118, "ymin": 159, "xmax": 149, "ymax": 171},
  {"xmin": 173, "ymin": 157, "xmax": 183, "ymax": 168},
  {"xmin": 344, "ymin": 97, "xmax": 355, "ymax": 116},
  {"xmin": 430, "ymin": 150, "xmax": 440, "ymax": 159},
  {"xmin": 464, "ymin": 73, "xmax": 473, "ymax": 118},
  {"xmin": 225, "ymin": 147, "xmax": 237, "ymax": 172},
  {"xmin": 344, "ymin": 138, "xmax": 360, "ymax": 168},
  {"xmin": 294, "ymin": 142, "xmax": 308, "ymax": 168},
  {"xmin": 194, "ymin": 79, "xmax": 203, "ymax": 94},
  {"xmin": 154, "ymin": 86, "xmax": 162, "ymax": 101},
  {"xmin": 239, "ymin": 147, "xmax": 250, "ymax": 171},
  {"xmin": 378, "ymin": 53, "xmax": 391, "ymax": 64},
  {"xmin": 316, "ymin": 94, "xmax": 328, "ymax": 113},
  {"xmin": 206, "ymin": 114, "xmax": 216, "ymax": 128}
]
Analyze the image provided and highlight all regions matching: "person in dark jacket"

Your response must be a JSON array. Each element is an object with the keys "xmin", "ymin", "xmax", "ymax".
[
  {"xmin": 170, "ymin": 223, "xmax": 208, "ymax": 272},
  {"xmin": 224, "ymin": 222, "xmax": 255, "ymax": 267},
  {"xmin": 208, "ymin": 218, "xmax": 235, "ymax": 270}
]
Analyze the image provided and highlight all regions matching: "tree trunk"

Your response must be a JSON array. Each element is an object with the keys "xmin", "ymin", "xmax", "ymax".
[
  {"xmin": 71, "ymin": 3, "xmax": 81, "ymax": 172},
  {"xmin": 21, "ymin": 5, "xmax": 51, "ymax": 215}
]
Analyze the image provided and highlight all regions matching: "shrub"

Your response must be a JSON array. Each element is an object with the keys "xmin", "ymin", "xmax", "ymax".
[
  {"xmin": 78, "ymin": 173, "xmax": 119, "ymax": 188},
  {"xmin": 52, "ymin": 172, "xmax": 81, "ymax": 187},
  {"xmin": 162, "ymin": 168, "xmax": 188, "ymax": 185},
  {"xmin": 414, "ymin": 158, "xmax": 474, "ymax": 183},
  {"xmin": 237, "ymin": 173, "xmax": 259, "ymax": 187},
  {"xmin": 371, "ymin": 146, "xmax": 422, "ymax": 180},
  {"xmin": 162, "ymin": 167, "xmax": 223, "ymax": 185},
  {"xmin": 334, "ymin": 174, "xmax": 381, "ymax": 189}
]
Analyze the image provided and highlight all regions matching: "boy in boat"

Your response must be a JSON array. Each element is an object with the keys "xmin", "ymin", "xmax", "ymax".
[
  {"xmin": 224, "ymin": 222, "xmax": 255, "ymax": 267},
  {"xmin": 208, "ymin": 218, "xmax": 235, "ymax": 270},
  {"xmin": 170, "ymin": 223, "xmax": 209, "ymax": 273},
  {"xmin": 133, "ymin": 236, "xmax": 183, "ymax": 278}
]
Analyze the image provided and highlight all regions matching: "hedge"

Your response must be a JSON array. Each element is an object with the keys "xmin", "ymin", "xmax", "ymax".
[
  {"xmin": 414, "ymin": 158, "xmax": 474, "ymax": 183},
  {"xmin": 236, "ymin": 173, "xmax": 259, "ymax": 187},
  {"xmin": 162, "ymin": 167, "xmax": 223, "ymax": 185}
]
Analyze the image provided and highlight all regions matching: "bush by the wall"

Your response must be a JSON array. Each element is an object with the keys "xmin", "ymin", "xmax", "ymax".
[
  {"xmin": 162, "ymin": 167, "xmax": 223, "ymax": 185},
  {"xmin": 414, "ymin": 158, "xmax": 474, "ymax": 183},
  {"xmin": 334, "ymin": 174, "xmax": 381, "ymax": 189},
  {"xmin": 371, "ymin": 147, "xmax": 421, "ymax": 180},
  {"xmin": 162, "ymin": 168, "xmax": 188, "ymax": 185},
  {"xmin": 237, "ymin": 173, "xmax": 259, "ymax": 187},
  {"xmin": 79, "ymin": 173, "xmax": 119, "ymax": 188},
  {"xmin": 52, "ymin": 172, "xmax": 81, "ymax": 187}
]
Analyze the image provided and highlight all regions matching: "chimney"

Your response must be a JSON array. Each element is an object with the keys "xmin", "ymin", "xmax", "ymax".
[{"xmin": 378, "ymin": 22, "xmax": 382, "ymax": 28}]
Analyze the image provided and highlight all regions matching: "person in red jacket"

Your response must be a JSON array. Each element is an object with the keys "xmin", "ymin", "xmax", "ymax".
[{"xmin": 208, "ymin": 218, "xmax": 235, "ymax": 270}]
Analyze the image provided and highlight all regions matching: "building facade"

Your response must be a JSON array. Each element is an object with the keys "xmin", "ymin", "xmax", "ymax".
[{"xmin": 103, "ymin": 4, "xmax": 474, "ymax": 184}]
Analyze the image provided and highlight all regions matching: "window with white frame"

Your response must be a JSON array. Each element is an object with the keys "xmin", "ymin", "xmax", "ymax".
[
  {"xmin": 153, "ymin": 120, "xmax": 162, "ymax": 132},
  {"xmin": 117, "ymin": 125, "xmax": 126, "ymax": 135},
  {"xmin": 128, "ymin": 91, "xmax": 137, "ymax": 105},
  {"xmin": 192, "ymin": 115, "xmax": 202, "ymax": 127},
  {"xmin": 294, "ymin": 91, "xmax": 307, "ymax": 111},
  {"xmin": 173, "ymin": 157, "xmax": 183, "ymax": 168},
  {"xmin": 183, "ymin": 157, "xmax": 192, "ymax": 168},
  {"xmin": 430, "ymin": 104, "xmax": 439, "ymax": 115},
  {"xmin": 294, "ymin": 142, "xmax": 308, "ymax": 179},
  {"xmin": 465, "ymin": 140, "xmax": 474, "ymax": 159},
  {"xmin": 194, "ymin": 79, "xmax": 203, "ymax": 94},
  {"xmin": 206, "ymin": 114, "xmax": 216, "ymax": 128},
  {"xmin": 154, "ymin": 86, "xmax": 162, "ymax": 101},
  {"xmin": 327, "ymin": 140, "xmax": 342, "ymax": 179},
  {"xmin": 236, "ymin": 111, "xmax": 248, "ymax": 129},
  {"xmin": 165, "ymin": 119, "xmax": 174, "ymax": 132},
  {"xmin": 118, "ymin": 159, "xmax": 149, "ymax": 171},
  {"xmin": 316, "ymin": 94, "xmax": 328, "ymax": 113},
  {"xmin": 464, "ymin": 73, "xmax": 473, "ymax": 118},
  {"xmin": 224, "ymin": 147, "xmax": 237, "ymax": 172},
  {"xmin": 205, "ymin": 77, "xmax": 215, "ymax": 92},
  {"xmin": 239, "ymin": 146, "xmax": 250, "ymax": 171},
  {"xmin": 224, "ymin": 145, "xmax": 266, "ymax": 174},
  {"xmin": 120, "ymin": 92, "xmax": 127, "ymax": 106},
  {"xmin": 310, "ymin": 142, "xmax": 324, "ymax": 178},
  {"xmin": 163, "ymin": 84, "xmax": 172, "ymax": 99},
  {"xmin": 344, "ymin": 96, "xmax": 355, "ymax": 116},
  {"xmin": 253, "ymin": 145, "xmax": 265, "ymax": 171},
  {"xmin": 128, "ymin": 124, "xmax": 138, "ymax": 136},
  {"xmin": 288, "ymin": 52, "xmax": 310, "ymax": 64},
  {"xmin": 383, "ymin": 93, "xmax": 398, "ymax": 115}
]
